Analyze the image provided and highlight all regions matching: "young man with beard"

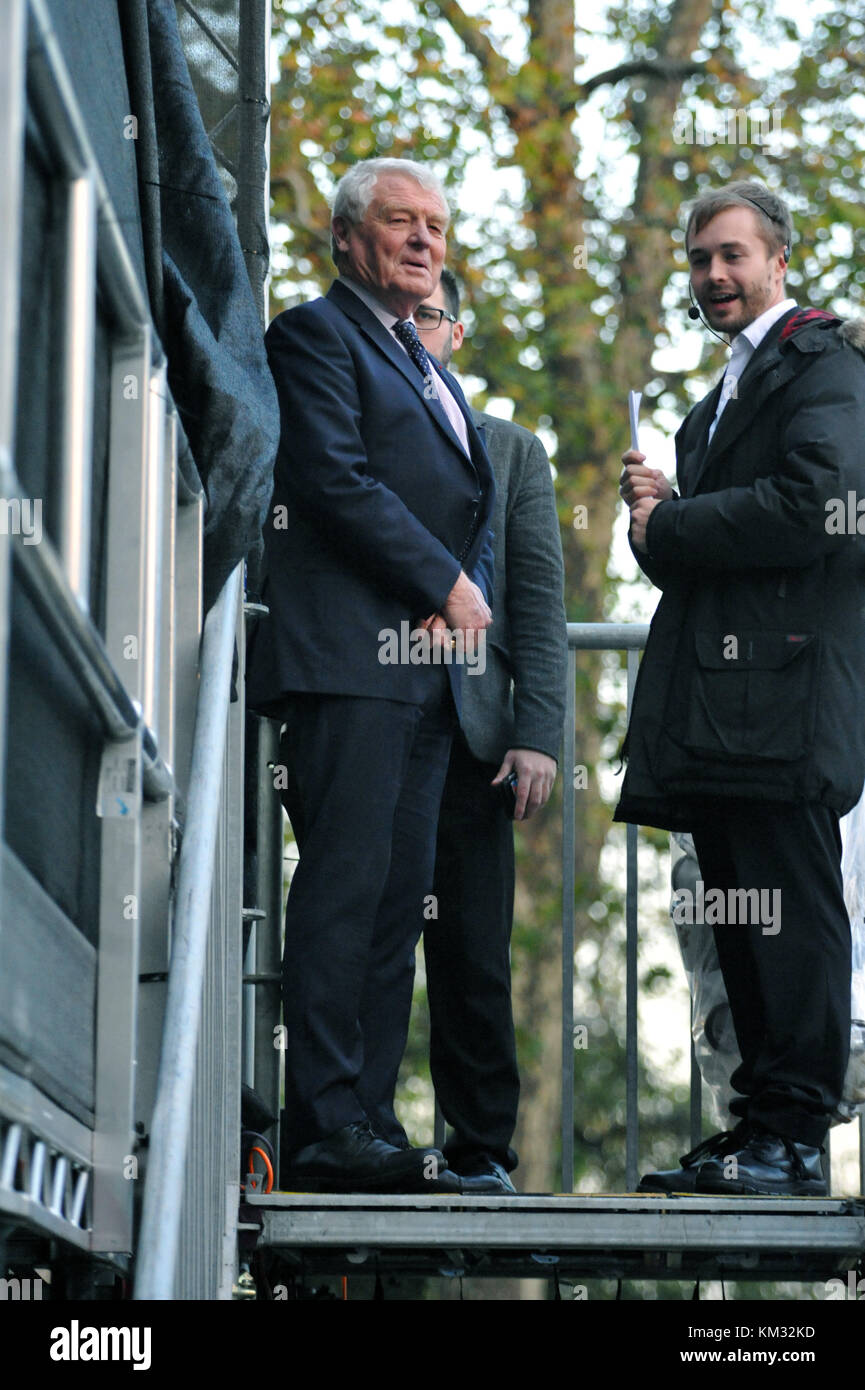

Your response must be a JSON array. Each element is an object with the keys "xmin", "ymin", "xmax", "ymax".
[{"xmin": 618, "ymin": 181, "xmax": 865, "ymax": 1196}]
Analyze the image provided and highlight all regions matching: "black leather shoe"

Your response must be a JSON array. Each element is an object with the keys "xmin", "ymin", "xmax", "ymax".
[
  {"xmin": 281, "ymin": 1122, "xmax": 448, "ymax": 1194},
  {"xmin": 637, "ymin": 1129, "xmax": 742, "ymax": 1194},
  {"xmin": 695, "ymin": 1127, "xmax": 826, "ymax": 1196},
  {"xmin": 453, "ymin": 1155, "xmax": 518, "ymax": 1195},
  {"xmin": 420, "ymin": 1167, "xmax": 464, "ymax": 1194}
]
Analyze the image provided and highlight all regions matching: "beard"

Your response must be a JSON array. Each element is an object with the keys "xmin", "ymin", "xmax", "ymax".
[
  {"xmin": 698, "ymin": 272, "xmax": 782, "ymax": 337},
  {"xmin": 437, "ymin": 328, "xmax": 454, "ymax": 367}
]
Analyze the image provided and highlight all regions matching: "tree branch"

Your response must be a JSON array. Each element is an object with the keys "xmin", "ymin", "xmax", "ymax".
[
  {"xmin": 581, "ymin": 57, "xmax": 704, "ymax": 96},
  {"xmin": 433, "ymin": 0, "xmax": 512, "ymax": 97},
  {"xmin": 271, "ymin": 168, "xmax": 326, "ymax": 235}
]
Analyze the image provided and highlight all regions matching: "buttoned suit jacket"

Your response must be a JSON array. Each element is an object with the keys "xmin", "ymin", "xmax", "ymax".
[{"xmin": 246, "ymin": 279, "xmax": 495, "ymax": 713}]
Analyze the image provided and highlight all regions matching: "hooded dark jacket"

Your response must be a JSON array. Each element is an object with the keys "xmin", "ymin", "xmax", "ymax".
[{"xmin": 614, "ymin": 308, "xmax": 865, "ymax": 832}]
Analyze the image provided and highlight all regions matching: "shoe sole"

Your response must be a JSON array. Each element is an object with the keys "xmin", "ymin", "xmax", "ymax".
[
  {"xmin": 637, "ymin": 1182, "xmax": 698, "ymax": 1195},
  {"xmin": 459, "ymin": 1181, "xmax": 518, "ymax": 1195},
  {"xmin": 696, "ymin": 1178, "xmax": 827, "ymax": 1197},
  {"xmin": 637, "ymin": 1174, "xmax": 699, "ymax": 1194},
  {"xmin": 281, "ymin": 1175, "xmax": 435, "ymax": 1194},
  {"xmin": 281, "ymin": 1160, "xmax": 449, "ymax": 1195}
]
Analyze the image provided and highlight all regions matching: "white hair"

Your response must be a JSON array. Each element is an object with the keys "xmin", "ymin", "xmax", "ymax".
[{"xmin": 331, "ymin": 158, "xmax": 448, "ymax": 265}]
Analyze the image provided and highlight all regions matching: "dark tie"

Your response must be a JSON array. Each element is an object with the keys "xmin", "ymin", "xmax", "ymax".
[{"xmin": 393, "ymin": 317, "xmax": 432, "ymax": 380}]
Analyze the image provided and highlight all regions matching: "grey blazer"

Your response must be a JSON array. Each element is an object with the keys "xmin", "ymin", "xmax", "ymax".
[{"xmin": 460, "ymin": 410, "xmax": 568, "ymax": 766}]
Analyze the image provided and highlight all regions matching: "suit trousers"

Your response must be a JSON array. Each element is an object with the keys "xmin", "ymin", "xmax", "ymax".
[
  {"xmin": 424, "ymin": 731, "xmax": 520, "ymax": 1171},
  {"xmin": 277, "ymin": 672, "xmax": 455, "ymax": 1151},
  {"xmin": 691, "ymin": 800, "xmax": 851, "ymax": 1148}
]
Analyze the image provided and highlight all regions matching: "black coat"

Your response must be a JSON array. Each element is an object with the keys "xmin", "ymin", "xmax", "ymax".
[{"xmin": 615, "ymin": 309, "xmax": 865, "ymax": 832}]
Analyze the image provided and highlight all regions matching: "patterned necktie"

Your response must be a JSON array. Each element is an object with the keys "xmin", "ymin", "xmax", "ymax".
[{"xmin": 393, "ymin": 317, "xmax": 433, "ymax": 381}]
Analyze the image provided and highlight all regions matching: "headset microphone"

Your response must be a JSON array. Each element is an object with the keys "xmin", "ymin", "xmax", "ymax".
[{"xmin": 687, "ymin": 284, "xmax": 729, "ymax": 344}]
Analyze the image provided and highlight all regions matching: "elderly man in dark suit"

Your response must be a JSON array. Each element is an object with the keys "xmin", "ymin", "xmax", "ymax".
[
  {"xmin": 618, "ymin": 181, "xmax": 865, "ymax": 1196},
  {"xmin": 359, "ymin": 268, "xmax": 568, "ymax": 1193},
  {"xmin": 247, "ymin": 159, "xmax": 495, "ymax": 1193}
]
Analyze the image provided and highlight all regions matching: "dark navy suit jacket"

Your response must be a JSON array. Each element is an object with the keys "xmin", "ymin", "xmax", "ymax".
[{"xmin": 247, "ymin": 278, "xmax": 496, "ymax": 712}]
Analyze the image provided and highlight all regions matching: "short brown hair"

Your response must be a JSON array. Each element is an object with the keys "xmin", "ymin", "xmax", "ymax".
[
  {"xmin": 439, "ymin": 267, "xmax": 461, "ymax": 319},
  {"xmin": 685, "ymin": 181, "xmax": 792, "ymax": 261}
]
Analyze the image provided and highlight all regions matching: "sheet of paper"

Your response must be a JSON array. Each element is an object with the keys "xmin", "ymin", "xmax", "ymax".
[{"xmin": 628, "ymin": 390, "xmax": 642, "ymax": 453}]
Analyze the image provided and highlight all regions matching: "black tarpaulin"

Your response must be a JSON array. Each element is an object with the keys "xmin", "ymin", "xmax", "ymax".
[{"xmin": 120, "ymin": 0, "xmax": 279, "ymax": 611}]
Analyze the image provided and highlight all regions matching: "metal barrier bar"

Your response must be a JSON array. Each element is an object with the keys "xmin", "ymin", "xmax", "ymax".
[
  {"xmin": 689, "ymin": 1042, "xmax": 703, "ymax": 1151},
  {"xmin": 237, "ymin": 0, "xmax": 271, "ymax": 322},
  {"xmin": 134, "ymin": 563, "xmax": 243, "ymax": 1300},
  {"xmin": 142, "ymin": 369, "xmax": 167, "ymax": 735},
  {"xmin": 0, "ymin": 0, "xmax": 26, "ymax": 852},
  {"xmin": 560, "ymin": 643, "xmax": 577, "ymax": 1191},
  {"xmin": 246, "ymin": 716, "xmax": 284, "ymax": 1161},
  {"xmin": 562, "ymin": 624, "xmax": 648, "ymax": 1193},
  {"xmin": 59, "ymin": 174, "xmax": 96, "ymax": 608},
  {"xmin": 625, "ymin": 648, "xmax": 640, "ymax": 1192},
  {"xmin": 91, "ymin": 727, "xmax": 142, "ymax": 1251}
]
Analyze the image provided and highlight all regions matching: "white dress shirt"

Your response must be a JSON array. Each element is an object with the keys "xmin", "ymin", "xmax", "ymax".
[{"xmin": 708, "ymin": 297, "xmax": 797, "ymax": 443}]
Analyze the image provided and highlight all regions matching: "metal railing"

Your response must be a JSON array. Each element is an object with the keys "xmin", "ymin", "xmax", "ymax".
[
  {"xmin": 560, "ymin": 623, "xmax": 647, "ymax": 1193},
  {"xmin": 135, "ymin": 566, "xmax": 243, "ymax": 1300},
  {"xmin": 560, "ymin": 621, "xmax": 865, "ymax": 1198},
  {"xmin": 250, "ymin": 619, "xmax": 865, "ymax": 1206}
]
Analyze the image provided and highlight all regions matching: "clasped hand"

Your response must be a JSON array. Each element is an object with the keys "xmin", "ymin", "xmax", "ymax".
[
  {"xmin": 419, "ymin": 569, "xmax": 492, "ymax": 647},
  {"xmin": 619, "ymin": 450, "xmax": 673, "ymax": 552}
]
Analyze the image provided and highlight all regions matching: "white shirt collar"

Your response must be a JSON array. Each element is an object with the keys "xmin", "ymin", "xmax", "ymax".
[
  {"xmin": 734, "ymin": 297, "xmax": 797, "ymax": 354},
  {"xmin": 338, "ymin": 276, "xmax": 401, "ymax": 328}
]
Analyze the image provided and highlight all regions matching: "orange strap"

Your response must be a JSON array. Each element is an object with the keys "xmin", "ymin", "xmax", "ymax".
[{"xmin": 247, "ymin": 1145, "xmax": 274, "ymax": 1194}]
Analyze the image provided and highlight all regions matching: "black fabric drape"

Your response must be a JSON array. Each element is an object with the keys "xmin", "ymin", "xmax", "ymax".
[{"xmin": 118, "ymin": 0, "xmax": 279, "ymax": 610}]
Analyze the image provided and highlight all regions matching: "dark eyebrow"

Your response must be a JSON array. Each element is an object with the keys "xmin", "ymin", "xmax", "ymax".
[{"xmin": 688, "ymin": 240, "xmax": 749, "ymax": 257}]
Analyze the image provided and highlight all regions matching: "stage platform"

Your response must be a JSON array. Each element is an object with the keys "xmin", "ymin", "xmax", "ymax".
[{"xmin": 243, "ymin": 1190, "xmax": 865, "ymax": 1283}]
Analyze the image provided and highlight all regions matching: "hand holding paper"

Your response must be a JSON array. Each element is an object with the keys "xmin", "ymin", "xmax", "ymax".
[{"xmin": 620, "ymin": 390, "xmax": 674, "ymax": 509}]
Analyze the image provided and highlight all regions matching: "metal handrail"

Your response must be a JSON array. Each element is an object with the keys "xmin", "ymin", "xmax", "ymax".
[
  {"xmin": 561, "ymin": 623, "xmax": 648, "ymax": 1192},
  {"xmin": 134, "ymin": 564, "xmax": 242, "ymax": 1300},
  {"xmin": 561, "ymin": 621, "xmax": 865, "ymax": 1199}
]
